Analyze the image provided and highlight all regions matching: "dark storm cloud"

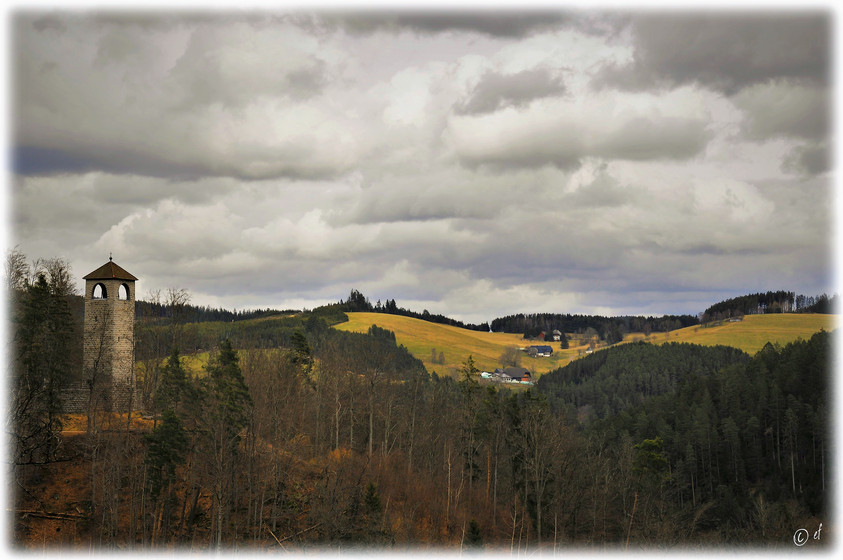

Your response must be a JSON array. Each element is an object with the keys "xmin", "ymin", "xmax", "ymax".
[
  {"xmin": 15, "ymin": 12, "xmax": 355, "ymax": 182},
  {"xmin": 456, "ymin": 69, "xmax": 567, "ymax": 115},
  {"xmin": 87, "ymin": 11, "xmax": 266, "ymax": 30},
  {"xmin": 165, "ymin": 25, "xmax": 330, "ymax": 109},
  {"xmin": 13, "ymin": 142, "xmax": 348, "ymax": 182},
  {"xmin": 11, "ymin": 10, "xmax": 833, "ymax": 317},
  {"xmin": 320, "ymin": 10, "xmax": 574, "ymax": 38},
  {"xmin": 284, "ymin": 62, "xmax": 329, "ymax": 101},
  {"xmin": 735, "ymin": 83, "xmax": 829, "ymax": 142},
  {"xmin": 593, "ymin": 13, "xmax": 830, "ymax": 95},
  {"xmin": 674, "ymin": 243, "xmax": 776, "ymax": 257},
  {"xmin": 462, "ymin": 223, "xmax": 629, "ymax": 287},
  {"xmin": 13, "ymin": 146, "xmax": 209, "ymax": 179},
  {"xmin": 89, "ymin": 176, "xmax": 237, "ymax": 206},
  {"xmin": 31, "ymin": 14, "xmax": 66, "ymax": 33},
  {"xmin": 14, "ymin": 146, "xmax": 101, "ymax": 176},
  {"xmin": 782, "ymin": 143, "xmax": 831, "ymax": 176},
  {"xmin": 452, "ymin": 115, "xmax": 710, "ymax": 171},
  {"xmin": 457, "ymin": 145, "xmax": 583, "ymax": 172},
  {"xmin": 597, "ymin": 117, "xmax": 711, "ymax": 161}
]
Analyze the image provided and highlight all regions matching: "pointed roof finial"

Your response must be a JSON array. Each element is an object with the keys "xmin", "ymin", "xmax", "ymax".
[{"xmin": 109, "ymin": 253, "xmax": 113, "ymax": 261}]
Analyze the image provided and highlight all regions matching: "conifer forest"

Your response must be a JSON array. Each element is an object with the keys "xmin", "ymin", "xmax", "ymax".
[{"xmin": 7, "ymin": 258, "xmax": 833, "ymax": 551}]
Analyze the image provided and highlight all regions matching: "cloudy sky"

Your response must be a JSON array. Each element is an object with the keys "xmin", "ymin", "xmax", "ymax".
[{"xmin": 7, "ymin": 8, "xmax": 834, "ymax": 324}]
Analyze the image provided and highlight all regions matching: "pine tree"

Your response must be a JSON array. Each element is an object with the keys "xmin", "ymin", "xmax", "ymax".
[
  {"xmin": 361, "ymin": 482, "xmax": 390, "ymax": 543},
  {"xmin": 155, "ymin": 347, "xmax": 189, "ymax": 416},
  {"xmin": 145, "ymin": 410, "xmax": 188, "ymax": 499},
  {"xmin": 198, "ymin": 338, "xmax": 253, "ymax": 549},
  {"xmin": 206, "ymin": 338, "xmax": 253, "ymax": 442},
  {"xmin": 459, "ymin": 356, "xmax": 483, "ymax": 513},
  {"xmin": 290, "ymin": 330, "xmax": 313, "ymax": 373},
  {"xmin": 465, "ymin": 518, "xmax": 483, "ymax": 549},
  {"xmin": 11, "ymin": 273, "xmax": 76, "ymax": 465},
  {"xmin": 364, "ymin": 482, "xmax": 382, "ymax": 514}
]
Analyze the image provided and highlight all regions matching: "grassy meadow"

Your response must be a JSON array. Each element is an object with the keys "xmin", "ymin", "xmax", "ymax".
[
  {"xmin": 334, "ymin": 312, "xmax": 837, "ymax": 380},
  {"xmin": 334, "ymin": 312, "xmax": 587, "ymax": 377},
  {"xmin": 638, "ymin": 313, "xmax": 837, "ymax": 355},
  {"xmin": 181, "ymin": 352, "xmax": 210, "ymax": 376}
]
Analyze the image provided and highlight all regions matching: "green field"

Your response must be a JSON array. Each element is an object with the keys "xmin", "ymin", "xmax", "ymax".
[{"xmin": 334, "ymin": 312, "xmax": 837, "ymax": 380}]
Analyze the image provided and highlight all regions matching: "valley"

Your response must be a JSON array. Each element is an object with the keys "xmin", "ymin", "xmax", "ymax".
[{"xmin": 334, "ymin": 311, "xmax": 836, "ymax": 380}]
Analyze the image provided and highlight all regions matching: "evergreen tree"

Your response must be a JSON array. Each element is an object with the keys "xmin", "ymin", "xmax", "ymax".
[
  {"xmin": 10, "ymin": 273, "xmax": 76, "ymax": 465},
  {"xmin": 465, "ymin": 518, "xmax": 483, "ymax": 549},
  {"xmin": 344, "ymin": 289, "xmax": 372, "ymax": 312},
  {"xmin": 290, "ymin": 330, "xmax": 313, "ymax": 373},
  {"xmin": 144, "ymin": 409, "xmax": 188, "ymax": 500},
  {"xmin": 198, "ymin": 338, "xmax": 253, "ymax": 548},
  {"xmin": 459, "ymin": 356, "xmax": 483, "ymax": 511},
  {"xmin": 154, "ymin": 347, "xmax": 189, "ymax": 416},
  {"xmin": 360, "ymin": 482, "xmax": 391, "ymax": 544},
  {"xmin": 364, "ymin": 481, "xmax": 382, "ymax": 514},
  {"xmin": 206, "ymin": 338, "xmax": 253, "ymax": 440}
]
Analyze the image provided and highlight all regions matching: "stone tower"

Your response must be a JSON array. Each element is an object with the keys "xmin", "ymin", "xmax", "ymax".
[{"xmin": 82, "ymin": 257, "xmax": 138, "ymax": 412}]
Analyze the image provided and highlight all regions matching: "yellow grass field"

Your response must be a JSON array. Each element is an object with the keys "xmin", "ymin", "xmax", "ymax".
[
  {"xmin": 334, "ymin": 313, "xmax": 589, "ymax": 378},
  {"xmin": 334, "ymin": 312, "xmax": 837, "ymax": 380},
  {"xmin": 181, "ymin": 352, "xmax": 210, "ymax": 376},
  {"xmin": 139, "ymin": 352, "xmax": 209, "ymax": 382},
  {"xmin": 640, "ymin": 313, "xmax": 837, "ymax": 355}
]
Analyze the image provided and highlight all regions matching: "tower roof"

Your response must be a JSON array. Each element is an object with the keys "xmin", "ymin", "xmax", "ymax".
[{"xmin": 83, "ymin": 259, "xmax": 138, "ymax": 281}]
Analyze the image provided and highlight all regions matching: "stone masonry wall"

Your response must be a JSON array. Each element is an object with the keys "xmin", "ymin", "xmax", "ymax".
[
  {"xmin": 60, "ymin": 381, "xmax": 90, "ymax": 414},
  {"xmin": 82, "ymin": 278, "xmax": 135, "ymax": 413}
]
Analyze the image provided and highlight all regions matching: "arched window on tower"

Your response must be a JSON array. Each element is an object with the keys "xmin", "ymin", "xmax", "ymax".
[
  {"xmin": 118, "ymin": 283, "xmax": 130, "ymax": 301},
  {"xmin": 92, "ymin": 283, "xmax": 107, "ymax": 299}
]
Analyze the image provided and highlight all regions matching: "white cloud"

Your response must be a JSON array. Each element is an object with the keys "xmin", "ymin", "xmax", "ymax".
[
  {"xmin": 11, "ymin": 11, "xmax": 834, "ymax": 316},
  {"xmin": 381, "ymin": 66, "xmax": 436, "ymax": 126},
  {"xmin": 445, "ymin": 87, "xmax": 713, "ymax": 170}
]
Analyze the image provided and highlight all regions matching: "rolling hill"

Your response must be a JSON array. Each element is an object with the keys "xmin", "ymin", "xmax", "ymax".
[
  {"xmin": 333, "ymin": 312, "xmax": 587, "ymax": 376},
  {"xmin": 624, "ymin": 313, "xmax": 836, "ymax": 355},
  {"xmin": 334, "ymin": 312, "xmax": 836, "ymax": 380}
]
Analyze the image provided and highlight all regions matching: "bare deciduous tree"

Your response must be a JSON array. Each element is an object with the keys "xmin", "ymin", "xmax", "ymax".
[
  {"xmin": 5, "ymin": 246, "xmax": 29, "ymax": 292},
  {"xmin": 166, "ymin": 287, "xmax": 191, "ymax": 350},
  {"xmin": 498, "ymin": 346, "xmax": 522, "ymax": 368},
  {"xmin": 86, "ymin": 306, "xmax": 114, "ymax": 435}
]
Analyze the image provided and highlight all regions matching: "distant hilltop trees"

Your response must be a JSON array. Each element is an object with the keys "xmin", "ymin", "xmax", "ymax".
[
  {"xmin": 802, "ymin": 293, "xmax": 839, "ymax": 314},
  {"xmin": 340, "ymin": 289, "xmax": 699, "ymax": 342},
  {"xmin": 135, "ymin": 299, "xmax": 298, "ymax": 324},
  {"xmin": 490, "ymin": 313, "xmax": 699, "ymax": 341},
  {"xmin": 703, "ymin": 291, "xmax": 838, "ymax": 322},
  {"xmin": 339, "ymin": 289, "xmax": 491, "ymax": 331}
]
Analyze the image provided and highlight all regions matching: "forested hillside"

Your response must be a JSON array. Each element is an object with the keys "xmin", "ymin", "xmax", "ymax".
[
  {"xmin": 703, "ymin": 290, "xmax": 839, "ymax": 319},
  {"xmin": 13, "ymin": 308, "xmax": 833, "ymax": 550},
  {"xmin": 336, "ymin": 290, "xmax": 696, "ymax": 339},
  {"xmin": 540, "ymin": 333, "xmax": 832, "ymax": 524},
  {"xmin": 537, "ymin": 342, "xmax": 749, "ymax": 418},
  {"xmin": 704, "ymin": 291, "xmax": 795, "ymax": 318},
  {"xmin": 7, "ymin": 251, "xmax": 833, "ymax": 551},
  {"xmin": 136, "ymin": 298, "xmax": 298, "ymax": 324},
  {"xmin": 490, "ymin": 313, "xmax": 699, "ymax": 341}
]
